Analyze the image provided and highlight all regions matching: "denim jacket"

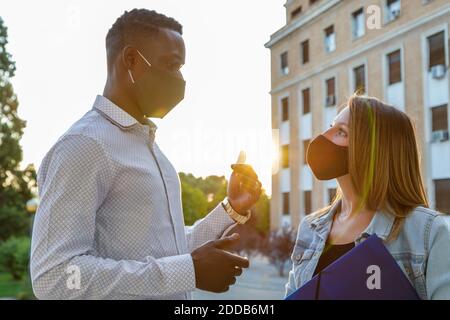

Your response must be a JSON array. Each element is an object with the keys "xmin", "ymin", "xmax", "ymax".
[{"xmin": 285, "ymin": 200, "xmax": 450, "ymax": 300}]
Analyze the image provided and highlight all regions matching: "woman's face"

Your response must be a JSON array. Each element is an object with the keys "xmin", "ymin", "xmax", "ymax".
[{"xmin": 323, "ymin": 106, "xmax": 350, "ymax": 147}]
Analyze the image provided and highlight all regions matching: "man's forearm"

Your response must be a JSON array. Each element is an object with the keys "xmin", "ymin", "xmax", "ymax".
[
  {"xmin": 31, "ymin": 253, "xmax": 196, "ymax": 300},
  {"xmin": 185, "ymin": 201, "xmax": 237, "ymax": 252}
]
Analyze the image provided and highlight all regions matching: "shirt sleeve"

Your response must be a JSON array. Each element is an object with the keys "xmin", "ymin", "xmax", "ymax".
[
  {"xmin": 426, "ymin": 215, "xmax": 450, "ymax": 300},
  {"xmin": 30, "ymin": 134, "xmax": 196, "ymax": 300},
  {"xmin": 285, "ymin": 265, "xmax": 297, "ymax": 298},
  {"xmin": 184, "ymin": 202, "xmax": 237, "ymax": 252}
]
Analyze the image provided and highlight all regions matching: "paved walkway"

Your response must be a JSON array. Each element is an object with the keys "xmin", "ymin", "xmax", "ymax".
[{"xmin": 193, "ymin": 255, "xmax": 289, "ymax": 300}]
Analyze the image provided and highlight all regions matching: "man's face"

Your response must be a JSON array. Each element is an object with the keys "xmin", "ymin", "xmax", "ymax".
[{"xmin": 129, "ymin": 28, "xmax": 186, "ymax": 81}]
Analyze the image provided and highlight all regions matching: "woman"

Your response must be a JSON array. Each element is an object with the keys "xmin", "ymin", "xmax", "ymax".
[{"xmin": 285, "ymin": 95, "xmax": 450, "ymax": 300}]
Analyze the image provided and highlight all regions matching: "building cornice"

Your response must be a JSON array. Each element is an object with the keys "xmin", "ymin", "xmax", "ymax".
[
  {"xmin": 269, "ymin": 3, "xmax": 450, "ymax": 95},
  {"xmin": 265, "ymin": 0, "xmax": 342, "ymax": 49}
]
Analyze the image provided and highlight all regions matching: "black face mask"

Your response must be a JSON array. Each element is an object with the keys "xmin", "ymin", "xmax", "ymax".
[
  {"xmin": 306, "ymin": 134, "xmax": 349, "ymax": 180},
  {"xmin": 128, "ymin": 50, "xmax": 185, "ymax": 118}
]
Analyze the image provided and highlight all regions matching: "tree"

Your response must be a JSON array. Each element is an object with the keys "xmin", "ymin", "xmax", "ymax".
[
  {"xmin": 179, "ymin": 172, "xmax": 227, "ymax": 211},
  {"xmin": 264, "ymin": 226, "xmax": 297, "ymax": 277},
  {"xmin": 252, "ymin": 190, "xmax": 270, "ymax": 235},
  {"xmin": 0, "ymin": 236, "xmax": 30, "ymax": 280},
  {"xmin": 180, "ymin": 180, "xmax": 208, "ymax": 226},
  {"xmin": 179, "ymin": 172, "xmax": 228, "ymax": 225},
  {"xmin": 0, "ymin": 17, "xmax": 36, "ymax": 241}
]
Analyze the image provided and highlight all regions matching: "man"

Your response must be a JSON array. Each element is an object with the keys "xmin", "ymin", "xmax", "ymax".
[{"xmin": 30, "ymin": 9, "xmax": 262, "ymax": 300}]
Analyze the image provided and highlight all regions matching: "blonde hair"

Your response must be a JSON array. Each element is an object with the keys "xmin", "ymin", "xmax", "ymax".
[{"xmin": 311, "ymin": 95, "xmax": 429, "ymax": 241}]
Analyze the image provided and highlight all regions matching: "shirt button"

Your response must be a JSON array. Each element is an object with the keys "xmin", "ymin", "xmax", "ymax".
[{"xmin": 295, "ymin": 254, "xmax": 302, "ymax": 261}]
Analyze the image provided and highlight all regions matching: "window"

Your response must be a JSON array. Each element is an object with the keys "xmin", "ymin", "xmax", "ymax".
[
  {"xmin": 324, "ymin": 25, "xmax": 336, "ymax": 53},
  {"xmin": 304, "ymin": 191, "xmax": 312, "ymax": 215},
  {"xmin": 302, "ymin": 88, "xmax": 311, "ymax": 114},
  {"xmin": 281, "ymin": 97, "xmax": 289, "ymax": 122},
  {"xmin": 387, "ymin": 50, "xmax": 402, "ymax": 85},
  {"xmin": 282, "ymin": 192, "xmax": 290, "ymax": 215},
  {"xmin": 352, "ymin": 8, "xmax": 365, "ymax": 38},
  {"xmin": 353, "ymin": 65, "xmax": 366, "ymax": 94},
  {"xmin": 428, "ymin": 31, "xmax": 445, "ymax": 70},
  {"xmin": 301, "ymin": 40, "xmax": 310, "ymax": 64},
  {"xmin": 435, "ymin": 179, "xmax": 450, "ymax": 214},
  {"xmin": 431, "ymin": 105, "xmax": 449, "ymax": 143},
  {"xmin": 386, "ymin": 0, "xmax": 401, "ymax": 22},
  {"xmin": 280, "ymin": 51, "xmax": 289, "ymax": 75},
  {"xmin": 431, "ymin": 105, "xmax": 448, "ymax": 132},
  {"xmin": 281, "ymin": 145, "xmax": 289, "ymax": 168},
  {"xmin": 326, "ymin": 77, "xmax": 336, "ymax": 106},
  {"xmin": 303, "ymin": 140, "xmax": 310, "ymax": 164},
  {"xmin": 291, "ymin": 6, "xmax": 302, "ymax": 19},
  {"xmin": 328, "ymin": 188, "xmax": 337, "ymax": 204}
]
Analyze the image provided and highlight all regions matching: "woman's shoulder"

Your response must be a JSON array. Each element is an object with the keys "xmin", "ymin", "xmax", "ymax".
[
  {"xmin": 404, "ymin": 206, "xmax": 445, "ymax": 229},
  {"xmin": 397, "ymin": 206, "xmax": 449, "ymax": 250}
]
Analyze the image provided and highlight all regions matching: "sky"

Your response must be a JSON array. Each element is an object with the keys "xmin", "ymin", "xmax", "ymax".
[{"xmin": 1, "ymin": 0, "xmax": 286, "ymax": 195}]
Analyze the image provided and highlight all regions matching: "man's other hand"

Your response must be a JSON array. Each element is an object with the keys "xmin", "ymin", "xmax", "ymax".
[{"xmin": 191, "ymin": 233, "xmax": 249, "ymax": 293}]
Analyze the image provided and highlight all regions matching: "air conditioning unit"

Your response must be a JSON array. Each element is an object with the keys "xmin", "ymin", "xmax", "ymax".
[
  {"xmin": 431, "ymin": 130, "xmax": 449, "ymax": 143},
  {"xmin": 325, "ymin": 34, "xmax": 336, "ymax": 53},
  {"xmin": 431, "ymin": 64, "xmax": 446, "ymax": 80},
  {"xmin": 390, "ymin": 9, "xmax": 401, "ymax": 20},
  {"xmin": 326, "ymin": 95, "xmax": 336, "ymax": 106}
]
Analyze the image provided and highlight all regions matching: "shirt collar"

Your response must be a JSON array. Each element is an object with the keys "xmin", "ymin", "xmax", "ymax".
[
  {"xmin": 360, "ymin": 207, "xmax": 395, "ymax": 241},
  {"xmin": 310, "ymin": 200, "xmax": 340, "ymax": 229},
  {"xmin": 309, "ymin": 200, "xmax": 340, "ymax": 239},
  {"xmin": 309, "ymin": 199, "xmax": 395, "ymax": 242},
  {"xmin": 92, "ymin": 95, "xmax": 157, "ymax": 136}
]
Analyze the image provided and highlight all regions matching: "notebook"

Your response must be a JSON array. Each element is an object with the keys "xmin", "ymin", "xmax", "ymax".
[{"xmin": 285, "ymin": 234, "xmax": 420, "ymax": 300}]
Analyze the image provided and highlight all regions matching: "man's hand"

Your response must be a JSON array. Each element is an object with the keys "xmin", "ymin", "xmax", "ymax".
[
  {"xmin": 228, "ymin": 151, "xmax": 262, "ymax": 215},
  {"xmin": 191, "ymin": 233, "xmax": 249, "ymax": 293}
]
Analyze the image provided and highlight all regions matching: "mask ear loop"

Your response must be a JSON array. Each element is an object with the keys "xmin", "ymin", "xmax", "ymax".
[
  {"xmin": 136, "ymin": 50, "xmax": 152, "ymax": 67},
  {"xmin": 128, "ymin": 69, "xmax": 135, "ymax": 84},
  {"xmin": 128, "ymin": 50, "xmax": 152, "ymax": 84}
]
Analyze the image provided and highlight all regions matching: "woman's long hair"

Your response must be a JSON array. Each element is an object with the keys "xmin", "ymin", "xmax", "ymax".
[{"xmin": 312, "ymin": 95, "xmax": 429, "ymax": 241}]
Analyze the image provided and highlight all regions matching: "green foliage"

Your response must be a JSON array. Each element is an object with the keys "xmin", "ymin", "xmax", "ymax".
[
  {"xmin": 0, "ymin": 236, "xmax": 31, "ymax": 280},
  {"xmin": 252, "ymin": 191, "xmax": 270, "ymax": 235},
  {"xmin": 181, "ymin": 180, "xmax": 208, "ymax": 226},
  {"xmin": 179, "ymin": 173, "xmax": 228, "ymax": 225},
  {"xmin": 179, "ymin": 173, "xmax": 226, "ymax": 195},
  {"xmin": 207, "ymin": 179, "xmax": 227, "ymax": 212},
  {"xmin": 0, "ymin": 17, "xmax": 37, "ymax": 244},
  {"xmin": 0, "ymin": 19, "xmax": 36, "ymax": 295},
  {"xmin": 0, "ymin": 206, "xmax": 30, "ymax": 242},
  {"xmin": 179, "ymin": 172, "xmax": 270, "ymax": 237},
  {"xmin": 0, "ymin": 271, "xmax": 34, "ymax": 299},
  {"xmin": 0, "ymin": 17, "xmax": 25, "ymax": 178}
]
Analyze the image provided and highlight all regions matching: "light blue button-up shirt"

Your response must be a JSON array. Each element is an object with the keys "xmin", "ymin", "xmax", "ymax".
[{"xmin": 30, "ymin": 95, "xmax": 236, "ymax": 300}]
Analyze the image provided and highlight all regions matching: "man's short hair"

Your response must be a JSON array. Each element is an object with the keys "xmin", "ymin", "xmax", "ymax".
[{"xmin": 106, "ymin": 9, "xmax": 183, "ymax": 65}]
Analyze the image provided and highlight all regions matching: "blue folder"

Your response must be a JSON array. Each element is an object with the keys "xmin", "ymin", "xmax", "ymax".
[{"xmin": 286, "ymin": 234, "xmax": 420, "ymax": 300}]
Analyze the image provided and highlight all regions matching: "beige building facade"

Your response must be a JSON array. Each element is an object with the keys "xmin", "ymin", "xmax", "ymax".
[{"xmin": 266, "ymin": 0, "xmax": 450, "ymax": 230}]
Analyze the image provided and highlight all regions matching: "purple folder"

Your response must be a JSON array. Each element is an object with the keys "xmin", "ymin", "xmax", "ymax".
[{"xmin": 286, "ymin": 234, "xmax": 420, "ymax": 300}]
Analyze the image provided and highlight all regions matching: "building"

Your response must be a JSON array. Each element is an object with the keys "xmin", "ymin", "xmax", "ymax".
[{"xmin": 265, "ymin": 0, "xmax": 450, "ymax": 230}]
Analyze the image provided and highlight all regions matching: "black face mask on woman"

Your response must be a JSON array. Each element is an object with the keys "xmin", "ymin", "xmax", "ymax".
[
  {"xmin": 128, "ymin": 50, "xmax": 185, "ymax": 118},
  {"xmin": 306, "ymin": 134, "xmax": 349, "ymax": 180}
]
